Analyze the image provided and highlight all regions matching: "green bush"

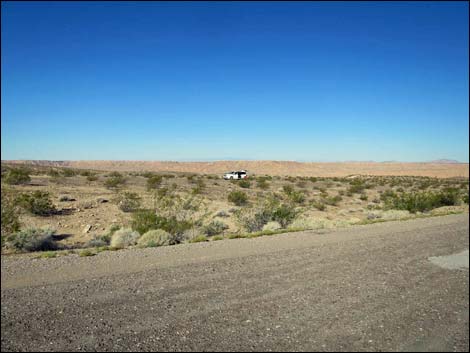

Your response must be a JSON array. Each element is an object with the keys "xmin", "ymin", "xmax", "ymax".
[
  {"xmin": 5, "ymin": 227, "xmax": 57, "ymax": 252},
  {"xmin": 204, "ymin": 220, "xmax": 228, "ymax": 236},
  {"xmin": 272, "ymin": 204, "xmax": 298, "ymax": 228},
  {"xmin": 147, "ymin": 175, "xmax": 163, "ymax": 190},
  {"xmin": 323, "ymin": 195, "xmax": 342, "ymax": 206},
  {"xmin": 189, "ymin": 235, "xmax": 208, "ymax": 243},
  {"xmin": 463, "ymin": 193, "xmax": 469, "ymax": 204},
  {"xmin": 104, "ymin": 172, "xmax": 126, "ymax": 189},
  {"xmin": 61, "ymin": 168, "xmax": 76, "ymax": 177},
  {"xmin": 238, "ymin": 179, "xmax": 251, "ymax": 188},
  {"xmin": 288, "ymin": 190, "xmax": 306, "ymax": 204},
  {"xmin": 348, "ymin": 179, "xmax": 366, "ymax": 194},
  {"xmin": 16, "ymin": 191, "xmax": 56, "ymax": 216},
  {"xmin": 192, "ymin": 179, "xmax": 206, "ymax": 194},
  {"xmin": 116, "ymin": 192, "xmax": 141, "ymax": 212},
  {"xmin": 3, "ymin": 168, "xmax": 31, "ymax": 185},
  {"xmin": 282, "ymin": 185, "xmax": 294, "ymax": 195},
  {"xmin": 137, "ymin": 229, "xmax": 172, "ymax": 248},
  {"xmin": 312, "ymin": 200, "xmax": 326, "ymax": 211},
  {"xmin": 1, "ymin": 189, "xmax": 21, "ymax": 239},
  {"xmin": 359, "ymin": 193, "xmax": 368, "ymax": 201},
  {"xmin": 385, "ymin": 189, "xmax": 461, "ymax": 213},
  {"xmin": 131, "ymin": 209, "xmax": 158, "ymax": 235},
  {"xmin": 86, "ymin": 174, "xmax": 98, "ymax": 182},
  {"xmin": 257, "ymin": 179, "xmax": 270, "ymax": 190},
  {"xmin": 234, "ymin": 199, "xmax": 298, "ymax": 232},
  {"xmin": 131, "ymin": 209, "xmax": 192, "ymax": 242},
  {"xmin": 228, "ymin": 191, "xmax": 248, "ymax": 206}
]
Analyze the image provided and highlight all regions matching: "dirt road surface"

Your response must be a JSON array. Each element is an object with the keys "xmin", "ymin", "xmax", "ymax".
[{"xmin": 1, "ymin": 214, "xmax": 469, "ymax": 352}]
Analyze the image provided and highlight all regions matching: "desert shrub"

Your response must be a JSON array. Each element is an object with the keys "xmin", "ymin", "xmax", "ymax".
[
  {"xmin": 282, "ymin": 185, "xmax": 294, "ymax": 195},
  {"xmin": 147, "ymin": 175, "xmax": 163, "ymax": 190},
  {"xmin": 86, "ymin": 174, "xmax": 98, "ymax": 182},
  {"xmin": 311, "ymin": 200, "xmax": 326, "ymax": 211},
  {"xmin": 189, "ymin": 235, "xmax": 208, "ymax": 243},
  {"xmin": 48, "ymin": 169, "xmax": 60, "ymax": 177},
  {"xmin": 463, "ymin": 193, "xmax": 469, "ymax": 204},
  {"xmin": 61, "ymin": 168, "xmax": 76, "ymax": 177},
  {"xmin": 257, "ymin": 179, "xmax": 270, "ymax": 190},
  {"xmin": 288, "ymin": 190, "xmax": 306, "ymax": 204},
  {"xmin": 192, "ymin": 179, "xmax": 205, "ymax": 194},
  {"xmin": 131, "ymin": 209, "xmax": 192, "ymax": 242},
  {"xmin": 215, "ymin": 210, "xmax": 229, "ymax": 218},
  {"xmin": 58, "ymin": 195, "xmax": 75, "ymax": 202},
  {"xmin": 380, "ymin": 189, "xmax": 397, "ymax": 202},
  {"xmin": 1, "ymin": 189, "xmax": 21, "ymax": 239},
  {"xmin": 348, "ymin": 180, "xmax": 366, "ymax": 194},
  {"xmin": 131, "ymin": 209, "xmax": 159, "ymax": 235},
  {"xmin": 272, "ymin": 204, "xmax": 298, "ymax": 228},
  {"xmin": 212, "ymin": 235, "xmax": 224, "ymax": 241},
  {"xmin": 262, "ymin": 221, "xmax": 282, "ymax": 231},
  {"xmin": 115, "ymin": 192, "xmax": 141, "ymax": 212},
  {"xmin": 203, "ymin": 220, "xmax": 228, "ymax": 236},
  {"xmin": 5, "ymin": 227, "xmax": 57, "ymax": 252},
  {"xmin": 296, "ymin": 181, "xmax": 307, "ymax": 188},
  {"xmin": 86, "ymin": 237, "xmax": 109, "ymax": 248},
  {"xmin": 359, "ymin": 193, "xmax": 368, "ymax": 201},
  {"xmin": 16, "ymin": 191, "xmax": 56, "ymax": 216},
  {"xmin": 228, "ymin": 191, "xmax": 248, "ymax": 206},
  {"xmin": 87, "ymin": 225, "xmax": 120, "ymax": 248},
  {"xmin": 238, "ymin": 179, "xmax": 251, "ymax": 188},
  {"xmin": 3, "ymin": 168, "xmax": 31, "ymax": 185},
  {"xmin": 104, "ymin": 172, "xmax": 125, "ymax": 189},
  {"xmin": 384, "ymin": 189, "xmax": 460, "ymax": 213},
  {"xmin": 324, "ymin": 195, "xmax": 342, "ymax": 206},
  {"xmin": 110, "ymin": 228, "xmax": 140, "ymax": 248},
  {"xmin": 235, "ymin": 198, "xmax": 298, "ymax": 232},
  {"xmin": 137, "ymin": 229, "xmax": 172, "ymax": 248}
]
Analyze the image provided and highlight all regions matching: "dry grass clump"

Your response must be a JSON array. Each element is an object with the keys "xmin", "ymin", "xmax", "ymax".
[
  {"xmin": 110, "ymin": 228, "xmax": 140, "ymax": 248},
  {"xmin": 137, "ymin": 229, "xmax": 172, "ymax": 248}
]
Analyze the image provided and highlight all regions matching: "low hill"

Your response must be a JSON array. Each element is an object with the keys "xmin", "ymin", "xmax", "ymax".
[{"xmin": 3, "ymin": 160, "xmax": 469, "ymax": 178}]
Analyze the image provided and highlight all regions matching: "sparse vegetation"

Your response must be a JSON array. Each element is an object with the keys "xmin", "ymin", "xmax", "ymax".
[
  {"xmin": 4, "ymin": 227, "xmax": 57, "ymax": 252},
  {"xmin": 115, "ymin": 192, "xmax": 141, "ymax": 212},
  {"xmin": 104, "ymin": 172, "xmax": 126, "ymax": 189},
  {"xmin": 147, "ymin": 175, "xmax": 163, "ymax": 190},
  {"xmin": 3, "ymin": 168, "xmax": 31, "ymax": 185},
  {"xmin": 16, "ymin": 191, "xmax": 57, "ymax": 216},
  {"xmin": 203, "ymin": 220, "xmax": 228, "ymax": 236},
  {"xmin": 1, "ymin": 162, "xmax": 468, "ymax": 253},
  {"xmin": 228, "ymin": 191, "xmax": 248, "ymax": 206},
  {"xmin": 1, "ymin": 189, "xmax": 21, "ymax": 239},
  {"xmin": 238, "ymin": 179, "xmax": 251, "ymax": 188}
]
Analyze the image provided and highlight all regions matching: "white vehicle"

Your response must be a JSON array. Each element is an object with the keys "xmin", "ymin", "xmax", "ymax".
[{"xmin": 223, "ymin": 170, "xmax": 248, "ymax": 180}]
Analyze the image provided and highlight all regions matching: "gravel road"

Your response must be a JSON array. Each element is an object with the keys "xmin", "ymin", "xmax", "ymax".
[{"xmin": 1, "ymin": 213, "xmax": 469, "ymax": 352}]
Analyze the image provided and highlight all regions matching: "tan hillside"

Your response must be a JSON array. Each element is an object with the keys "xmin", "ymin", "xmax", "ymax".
[{"xmin": 4, "ymin": 160, "xmax": 469, "ymax": 178}]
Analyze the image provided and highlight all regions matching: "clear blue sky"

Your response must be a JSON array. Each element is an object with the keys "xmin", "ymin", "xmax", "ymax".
[{"xmin": 2, "ymin": 1, "xmax": 469, "ymax": 162}]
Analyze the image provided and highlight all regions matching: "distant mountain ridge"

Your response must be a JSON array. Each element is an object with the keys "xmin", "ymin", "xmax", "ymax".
[{"xmin": 428, "ymin": 159, "xmax": 462, "ymax": 164}]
